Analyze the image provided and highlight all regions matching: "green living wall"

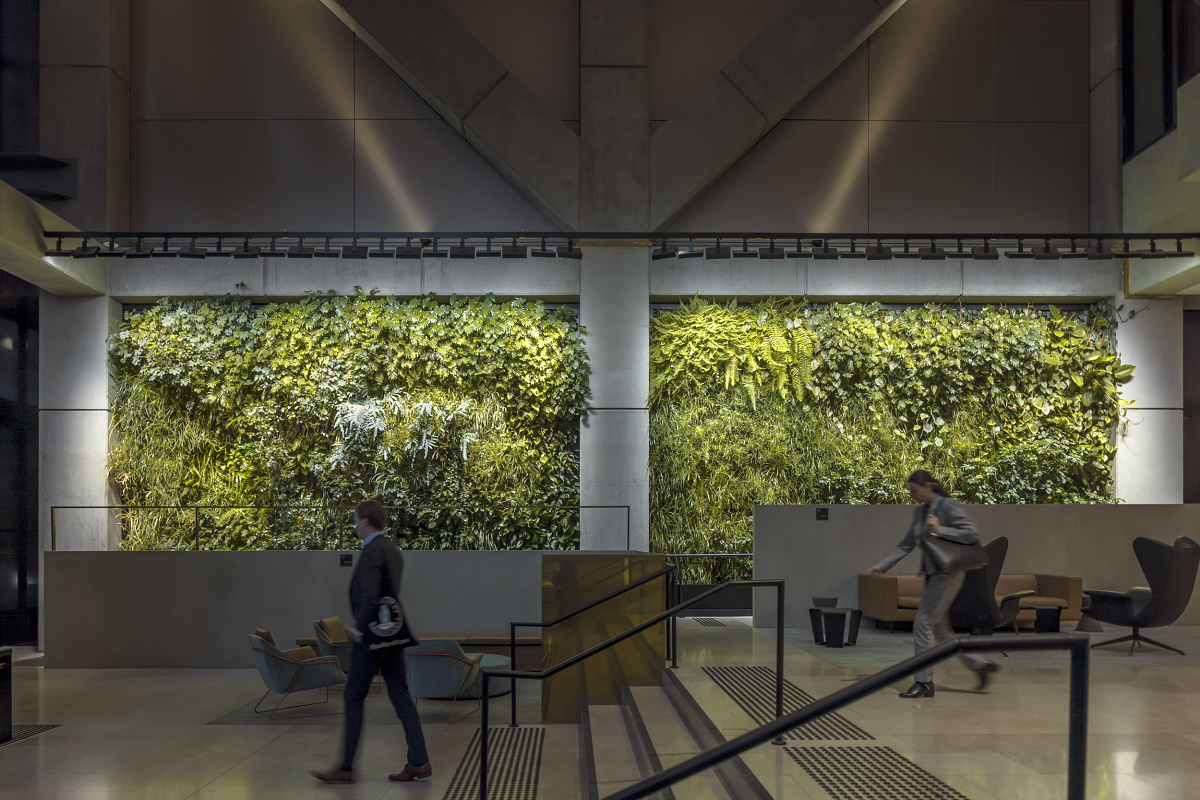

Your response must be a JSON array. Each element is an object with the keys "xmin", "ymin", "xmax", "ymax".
[
  {"xmin": 649, "ymin": 299, "xmax": 1134, "ymax": 582},
  {"xmin": 108, "ymin": 293, "xmax": 590, "ymax": 550}
]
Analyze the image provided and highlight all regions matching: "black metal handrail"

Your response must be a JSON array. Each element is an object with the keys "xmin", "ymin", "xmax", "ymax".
[
  {"xmin": 507, "ymin": 564, "xmax": 677, "ymax": 726},
  {"xmin": 602, "ymin": 633, "xmax": 1090, "ymax": 800},
  {"xmin": 479, "ymin": 579, "xmax": 785, "ymax": 800},
  {"xmin": 49, "ymin": 502, "xmax": 630, "ymax": 551}
]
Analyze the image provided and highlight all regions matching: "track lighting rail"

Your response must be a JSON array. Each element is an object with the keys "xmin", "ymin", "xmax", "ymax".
[{"xmin": 42, "ymin": 231, "xmax": 1200, "ymax": 261}]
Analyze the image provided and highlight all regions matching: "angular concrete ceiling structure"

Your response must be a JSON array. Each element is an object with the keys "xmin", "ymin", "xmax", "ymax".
[{"xmin": 319, "ymin": 0, "xmax": 906, "ymax": 232}]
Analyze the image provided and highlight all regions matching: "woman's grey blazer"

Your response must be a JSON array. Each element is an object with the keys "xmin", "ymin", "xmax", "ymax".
[{"xmin": 877, "ymin": 495, "xmax": 980, "ymax": 576}]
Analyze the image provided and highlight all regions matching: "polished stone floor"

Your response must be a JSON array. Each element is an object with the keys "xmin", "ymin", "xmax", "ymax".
[{"xmin": 3, "ymin": 620, "xmax": 1200, "ymax": 799}]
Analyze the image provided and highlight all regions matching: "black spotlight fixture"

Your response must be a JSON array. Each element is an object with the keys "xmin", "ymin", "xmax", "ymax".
[
  {"xmin": 678, "ymin": 238, "xmax": 703, "ymax": 258},
  {"xmin": 342, "ymin": 238, "xmax": 369, "ymax": 259},
  {"xmin": 476, "ymin": 237, "xmax": 501, "ymax": 257},
  {"xmin": 530, "ymin": 237, "xmax": 555, "ymax": 258},
  {"xmin": 556, "ymin": 238, "xmax": 583, "ymax": 259},
  {"xmin": 732, "ymin": 237, "xmax": 758, "ymax": 258},
  {"xmin": 287, "ymin": 238, "xmax": 314, "ymax": 258},
  {"xmin": 841, "ymin": 239, "xmax": 866, "ymax": 259},
  {"xmin": 866, "ymin": 239, "xmax": 892, "ymax": 260},
  {"xmin": 1059, "ymin": 238, "xmax": 1086, "ymax": 259},
  {"xmin": 314, "ymin": 237, "xmax": 339, "ymax": 258},
  {"xmin": 785, "ymin": 238, "xmax": 811, "ymax": 258},
  {"xmin": 97, "ymin": 235, "xmax": 127, "ymax": 258},
  {"xmin": 1032, "ymin": 238, "xmax": 1060, "ymax": 260},
  {"xmin": 178, "ymin": 236, "xmax": 207, "ymax": 259},
  {"xmin": 45, "ymin": 236, "xmax": 73, "ymax": 257},
  {"xmin": 208, "ymin": 236, "xmax": 234, "ymax": 257},
  {"xmin": 368, "ymin": 237, "xmax": 394, "ymax": 258},
  {"xmin": 502, "ymin": 237, "xmax": 527, "ymax": 258},
  {"xmin": 72, "ymin": 237, "xmax": 101, "ymax": 258},
  {"xmin": 811, "ymin": 240, "xmax": 839, "ymax": 259},
  {"xmin": 260, "ymin": 237, "xmax": 287, "ymax": 257},
  {"xmin": 948, "ymin": 239, "xmax": 969, "ymax": 259},
  {"xmin": 126, "ymin": 238, "xmax": 156, "ymax": 258},
  {"xmin": 1005, "ymin": 237, "xmax": 1034, "ymax": 259},
  {"xmin": 705, "ymin": 238, "xmax": 731, "ymax": 259},
  {"xmin": 1085, "ymin": 238, "xmax": 1117, "ymax": 259},
  {"xmin": 1173, "ymin": 238, "xmax": 1196, "ymax": 258},
  {"xmin": 423, "ymin": 238, "xmax": 449, "ymax": 257},
  {"xmin": 1136, "ymin": 238, "xmax": 1192, "ymax": 258},
  {"xmin": 155, "ymin": 237, "xmax": 179, "ymax": 258},
  {"xmin": 396, "ymin": 238, "xmax": 421, "ymax": 259},
  {"xmin": 449, "ymin": 237, "xmax": 475, "ymax": 259},
  {"xmin": 232, "ymin": 237, "xmax": 261, "ymax": 258},
  {"xmin": 893, "ymin": 238, "xmax": 919, "ymax": 259},
  {"xmin": 918, "ymin": 238, "xmax": 947, "ymax": 260},
  {"xmin": 758, "ymin": 238, "xmax": 785, "ymax": 259},
  {"xmin": 651, "ymin": 238, "xmax": 676, "ymax": 260},
  {"xmin": 971, "ymin": 239, "xmax": 999, "ymax": 260}
]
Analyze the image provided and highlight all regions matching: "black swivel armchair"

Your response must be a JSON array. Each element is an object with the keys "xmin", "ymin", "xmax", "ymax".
[
  {"xmin": 1084, "ymin": 536, "xmax": 1200, "ymax": 655},
  {"xmin": 948, "ymin": 537, "xmax": 1034, "ymax": 634}
]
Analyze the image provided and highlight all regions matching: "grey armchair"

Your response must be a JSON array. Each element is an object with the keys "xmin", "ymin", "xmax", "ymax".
[
  {"xmin": 948, "ymin": 537, "xmax": 1034, "ymax": 634},
  {"xmin": 404, "ymin": 639, "xmax": 511, "ymax": 724},
  {"xmin": 1084, "ymin": 536, "xmax": 1200, "ymax": 654},
  {"xmin": 248, "ymin": 633, "xmax": 346, "ymax": 720}
]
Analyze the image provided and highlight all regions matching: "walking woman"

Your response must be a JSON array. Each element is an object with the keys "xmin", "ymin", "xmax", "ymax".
[{"xmin": 868, "ymin": 469, "xmax": 998, "ymax": 698}]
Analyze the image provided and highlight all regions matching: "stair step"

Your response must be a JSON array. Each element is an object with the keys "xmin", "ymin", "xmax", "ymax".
[
  {"xmin": 585, "ymin": 704, "xmax": 645, "ymax": 798},
  {"xmin": 626, "ymin": 686, "xmax": 732, "ymax": 800}
]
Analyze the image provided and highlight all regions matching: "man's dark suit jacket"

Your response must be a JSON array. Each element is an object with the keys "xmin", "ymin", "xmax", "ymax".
[{"xmin": 350, "ymin": 533, "xmax": 410, "ymax": 644}]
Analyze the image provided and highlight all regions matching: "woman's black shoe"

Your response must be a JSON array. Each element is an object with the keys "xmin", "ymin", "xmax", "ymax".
[
  {"xmin": 974, "ymin": 661, "xmax": 999, "ymax": 691},
  {"xmin": 899, "ymin": 681, "xmax": 935, "ymax": 698}
]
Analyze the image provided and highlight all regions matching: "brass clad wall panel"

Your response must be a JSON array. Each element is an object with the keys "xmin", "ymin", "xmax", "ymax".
[{"xmin": 541, "ymin": 553, "xmax": 667, "ymax": 724}]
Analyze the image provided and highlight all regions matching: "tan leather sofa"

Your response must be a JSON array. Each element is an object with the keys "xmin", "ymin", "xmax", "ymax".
[{"xmin": 859, "ymin": 572, "xmax": 1082, "ymax": 630}]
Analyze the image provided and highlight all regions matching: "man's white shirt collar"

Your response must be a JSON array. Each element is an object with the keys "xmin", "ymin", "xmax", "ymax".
[{"xmin": 361, "ymin": 530, "xmax": 385, "ymax": 547}]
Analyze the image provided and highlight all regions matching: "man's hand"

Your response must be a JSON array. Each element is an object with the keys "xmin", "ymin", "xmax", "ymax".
[
  {"xmin": 349, "ymin": 628, "xmax": 363, "ymax": 643},
  {"xmin": 868, "ymin": 565, "xmax": 883, "ymax": 576}
]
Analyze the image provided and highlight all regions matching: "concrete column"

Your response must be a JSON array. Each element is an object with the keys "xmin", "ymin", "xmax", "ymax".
[
  {"xmin": 39, "ymin": 0, "xmax": 130, "ymax": 229},
  {"xmin": 38, "ymin": 293, "xmax": 120, "ymax": 644},
  {"xmin": 1114, "ymin": 297, "xmax": 1184, "ymax": 503},
  {"xmin": 579, "ymin": 246, "xmax": 649, "ymax": 550},
  {"xmin": 1089, "ymin": 0, "xmax": 1122, "ymax": 231}
]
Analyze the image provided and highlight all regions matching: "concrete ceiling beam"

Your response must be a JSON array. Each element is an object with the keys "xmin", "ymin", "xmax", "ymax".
[
  {"xmin": 0, "ymin": 180, "xmax": 103, "ymax": 296},
  {"xmin": 321, "ymin": 0, "xmax": 579, "ymax": 229},
  {"xmin": 649, "ymin": 0, "xmax": 906, "ymax": 230},
  {"xmin": 1127, "ymin": 249, "xmax": 1200, "ymax": 297}
]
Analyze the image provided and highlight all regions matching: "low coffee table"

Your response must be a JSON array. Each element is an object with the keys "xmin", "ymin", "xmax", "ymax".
[{"xmin": 808, "ymin": 608, "xmax": 862, "ymax": 648}]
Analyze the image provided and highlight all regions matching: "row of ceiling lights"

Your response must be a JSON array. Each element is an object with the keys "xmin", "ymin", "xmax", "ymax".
[{"xmin": 44, "ymin": 234, "xmax": 1198, "ymax": 261}]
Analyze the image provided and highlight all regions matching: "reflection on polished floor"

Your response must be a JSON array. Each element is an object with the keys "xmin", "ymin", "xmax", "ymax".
[{"xmin": 4, "ymin": 619, "xmax": 1200, "ymax": 799}]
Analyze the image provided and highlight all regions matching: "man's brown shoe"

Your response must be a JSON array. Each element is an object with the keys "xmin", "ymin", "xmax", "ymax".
[
  {"xmin": 312, "ymin": 768, "xmax": 354, "ymax": 784},
  {"xmin": 389, "ymin": 762, "xmax": 433, "ymax": 782}
]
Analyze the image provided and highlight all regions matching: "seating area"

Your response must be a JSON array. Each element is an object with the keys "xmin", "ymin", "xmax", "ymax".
[
  {"xmin": 246, "ymin": 631, "xmax": 345, "ymax": 721},
  {"xmin": 859, "ymin": 568, "xmax": 1083, "ymax": 632}
]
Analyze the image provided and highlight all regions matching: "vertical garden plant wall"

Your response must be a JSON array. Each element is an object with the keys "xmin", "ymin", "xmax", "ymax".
[
  {"xmin": 649, "ymin": 299, "xmax": 1135, "ymax": 582},
  {"xmin": 107, "ymin": 293, "xmax": 590, "ymax": 551}
]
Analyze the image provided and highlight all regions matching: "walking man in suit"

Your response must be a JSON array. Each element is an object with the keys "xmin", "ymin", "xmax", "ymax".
[{"xmin": 314, "ymin": 500, "xmax": 432, "ymax": 784}]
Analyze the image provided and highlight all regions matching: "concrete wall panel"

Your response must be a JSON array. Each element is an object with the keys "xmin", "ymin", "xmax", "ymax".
[
  {"xmin": 580, "ymin": 411, "xmax": 649, "ymax": 551},
  {"xmin": 1115, "ymin": 409, "xmax": 1184, "ymax": 504},
  {"xmin": 992, "ymin": 123, "xmax": 1089, "ymax": 231},
  {"xmin": 43, "ymin": 550, "xmax": 549, "ymax": 667},
  {"xmin": 753, "ymin": 504, "xmax": 1200, "ymax": 628},
  {"xmin": 671, "ymin": 121, "xmax": 869, "ymax": 233},
  {"xmin": 648, "ymin": 0, "xmax": 797, "ymax": 122},
  {"xmin": 439, "ymin": 0, "xmax": 579, "ymax": 123},
  {"xmin": 109, "ymin": 259, "xmax": 266, "ymax": 301},
  {"xmin": 423, "ymin": 258, "xmax": 580, "ymax": 299},
  {"xmin": 651, "ymin": 256, "xmax": 804, "ymax": 300},
  {"xmin": 994, "ymin": 1, "xmax": 1088, "ymax": 123},
  {"xmin": 867, "ymin": 0, "xmax": 994, "ymax": 122},
  {"xmin": 961, "ymin": 258, "xmax": 1121, "ymax": 301},
  {"xmin": 41, "ymin": 0, "xmax": 131, "ymax": 85},
  {"xmin": 354, "ymin": 38, "xmax": 439, "ymax": 121},
  {"xmin": 353, "ymin": 120, "xmax": 556, "ymax": 231},
  {"xmin": 808, "ymin": 258, "xmax": 962, "ymax": 301},
  {"xmin": 868, "ymin": 121, "xmax": 993, "ymax": 232},
  {"xmin": 785, "ymin": 43, "xmax": 868, "ymax": 122},
  {"xmin": 131, "ymin": 0, "xmax": 354, "ymax": 121},
  {"xmin": 1116, "ymin": 298, "xmax": 1183, "ymax": 411},
  {"xmin": 132, "ymin": 120, "xmax": 354, "ymax": 230}
]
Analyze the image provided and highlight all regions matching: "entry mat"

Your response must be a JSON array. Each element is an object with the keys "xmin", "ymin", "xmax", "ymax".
[
  {"xmin": 785, "ymin": 746, "xmax": 969, "ymax": 800},
  {"xmin": 703, "ymin": 666, "xmax": 874, "ymax": 741},
  {"xmin": 444, "ymin": 727, "xmax": 544, "ymax": 800},
  {"xmin": 0, "ymin": 724, "xmax": 59, "ymax": 747}
]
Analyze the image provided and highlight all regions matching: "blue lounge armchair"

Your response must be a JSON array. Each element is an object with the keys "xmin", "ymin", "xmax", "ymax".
[
  {"xmin": 404, "ymin": 639, "xmax": 511, "ymax": 723},
  {"xmin": 248, "ymin": 632, "xmax": 346, "ymax": 720}
]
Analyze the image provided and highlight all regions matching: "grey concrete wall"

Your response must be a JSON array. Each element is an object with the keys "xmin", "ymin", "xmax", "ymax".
[
  {"xmin": 43, "ymin": 549, "xmax": 554, "ymax": 668},
  {"xmin": 752, "ymin": 504, "xmax": 1200, "ymax": 629}
]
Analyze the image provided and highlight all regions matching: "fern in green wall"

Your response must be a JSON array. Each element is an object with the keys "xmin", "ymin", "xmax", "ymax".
[
  {"xmin": 649, "ymin": 299, "xmax": 1133, "ymax": 582},
  {"xmin": 107, "ymin": 293, "xmax": 591, "ymax": 551}
]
